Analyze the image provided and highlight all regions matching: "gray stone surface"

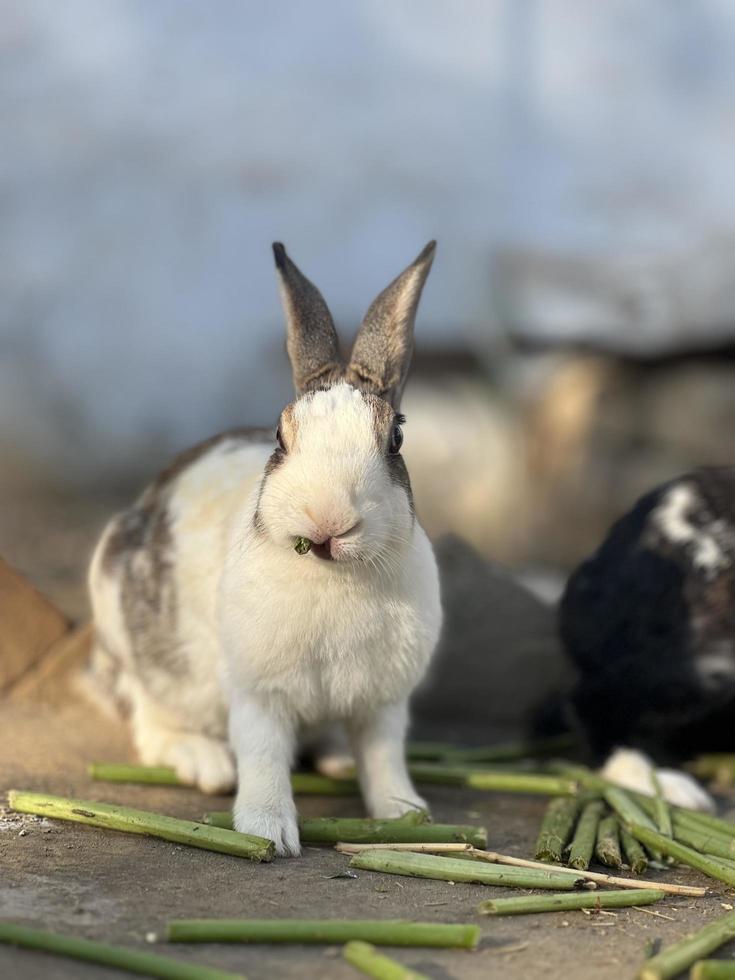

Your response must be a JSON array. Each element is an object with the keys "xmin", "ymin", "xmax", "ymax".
[{"xmin": 1, "ymin": 700, "xmax": 729, "ymax": 980}]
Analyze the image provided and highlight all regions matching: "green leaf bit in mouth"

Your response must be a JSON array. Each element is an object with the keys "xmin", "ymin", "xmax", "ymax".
[{"xmin": 294, "ymin": 537, "xmax": 312, "ymax": 555}]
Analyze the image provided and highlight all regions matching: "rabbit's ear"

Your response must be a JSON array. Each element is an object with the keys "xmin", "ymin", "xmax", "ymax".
[
  {"xmin": 273, "ymin": 243, "xmax": 343, "ymax": 394},
  {"xmin": 346, "ymin": 241, "xmax": 436, "ymax": 408}
]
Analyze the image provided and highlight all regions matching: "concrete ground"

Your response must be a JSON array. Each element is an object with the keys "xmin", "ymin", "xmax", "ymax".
[
  {"xmin": 4, "ymin": 698, "xmax": 735, "ymax": 980},
  {"xmin": 2, "ymin": 484, "xmax": 735, "ymax": 978}
]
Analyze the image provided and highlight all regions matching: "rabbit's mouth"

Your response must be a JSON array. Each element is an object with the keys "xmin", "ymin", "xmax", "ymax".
[{"xmin": 310, "ymin": 540, "xmax": 334, "ymax": 561}]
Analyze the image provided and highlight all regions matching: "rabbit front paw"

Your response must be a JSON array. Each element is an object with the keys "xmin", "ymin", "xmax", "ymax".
[
  {"xmin": 141, "ymin": 733, "xmax": 236, "ymax": 795},
  {"xmin": 368, "ymin": 788, "xmax": 428, "ymax": 820},
  {"xmin": 233, "ymin": 800, "xmax": 301, "ymax": 857}
]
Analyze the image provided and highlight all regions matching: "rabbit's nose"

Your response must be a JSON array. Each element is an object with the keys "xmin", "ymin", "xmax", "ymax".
[
  {"xmin": 310, "ymin": 521, "xmax": 360, "ymax": 546},
  {"xmin": 311, "ymin": 523, "xmax": 361, "ymax": 561}
]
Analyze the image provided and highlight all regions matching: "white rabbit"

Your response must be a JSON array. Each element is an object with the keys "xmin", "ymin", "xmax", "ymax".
[{"xmin": 87, "ymin": 242, "xmax": 443, "ymax": 855}]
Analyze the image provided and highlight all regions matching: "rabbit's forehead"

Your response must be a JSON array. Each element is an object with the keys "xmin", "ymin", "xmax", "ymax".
[{"xmin": 287, "ymin": 382, "xmax": 392, "ymax": 447}]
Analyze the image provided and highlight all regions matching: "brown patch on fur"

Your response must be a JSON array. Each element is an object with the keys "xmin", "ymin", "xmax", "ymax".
[
  {"xmin": 387, "ymin": 453, "xmax": 414, "ymax": 515},
  {"xmin": 100, "ymin": 426, "xmax": 277, "ymax": 679},
  {"xmin": 253, "ymin": 448, "xmax": 286, "ymax": 533},
  {"xmin": 278, "ymin": 404, "xmax": 299, "ymax": 451},
  {"xmin": 362, "ymin": 393, "xmax": 415, "ymax": 514},
  {"xmin": 365, "ymin": 394, "xmax": 395, "ymax": 451}
]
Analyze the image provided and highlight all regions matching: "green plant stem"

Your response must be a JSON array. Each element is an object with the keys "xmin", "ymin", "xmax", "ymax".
[
  {"xmin": 628, "ymin": 824, "xmax": 735, "ymax": 888},
  {"xmin": 88, "ymin": 764, "xmax": 359, "ymax": 796},
  {"xmin": 692, "ymin": 962, "xmax": 735, "ymax": 979},
  {"xmin": 671, "ymin": 808, "xmax": 735, "ymax": 841},
  {"xmin": 650, "ymin": 771, "xmax": 673, "ymax": 838},
  {"xmin": 8, "ymin": 791, "xmax": 274, "ymax": 862},
  {"xmin": 670, "ymin": 823, "xmax": 735, "ymax": 861},
  {"xmin": 479, "ymin": 887, "xmax": 665, "ymax": 917},
  {"xmin": 637, "ymin": 909, "xmax": 735, "ymax": 979},
  {"xmin": 0, "ymin": 922, "xmax": 245, "ymax": 980},
  {"xmin": 203, "ymin": 813, "xmax": 485, "ymax": 847},
  {"xmin": 88, "ymin": 763, "xmax": 182, "ymax": 785},
  {"xmin": 595, "ymin": 815, "xmax": 623, "ymax": 869},
  {"xmin": 603, "ymin": 787, "xmax": 659, "ymax": 832},
  {"xmin": 404, "ymin": 743, "xmax": 457, "ymax": 761},
  {"xmin": 349, "ymin": 849, "xmax": 590, "ymax": 890},
  {"xmin": 291, "ymin": 773, "xmax": 360, "ymax": 795},
  {"xmin": 343, "ymin": 941, "xmax": 430, "ymax": 980},
  {"xmin": 568, "ymin": 800, "xmax": 605, "ymax": 870},
  {"xmin": 442, "ymin": 734, "xmax": 578, "ymax": 764},
  {"xmin": 620, "ymin": 828, "xmax": 649, "ymax": 875},
  {"xmin": 560, "ymin": 763, "xmax": 735, "ymax": 843},
  {"xmin": 535, "ymin": 796, "xmax": 582, "ymax": 863},
  {"xmin": 604, "ymin": 787, "xmax": 662, "ymax": 860},
  {"xmin": 470, "ymin": 849, "xmax": 704, "ymax": 895},
  {"xmin": 408, "ymin": 764, "xmax": 576, "ymax": 795},
  {"xmin": 167, "ymin": 919, "xmax": 479, "ymax": 949}
]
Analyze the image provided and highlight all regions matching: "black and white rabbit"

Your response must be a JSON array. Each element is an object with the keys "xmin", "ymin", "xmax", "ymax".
[
  {"xmin": 87, "ymin": 242, "xmax": 442, "ymax": 855},
  {"xmin": 560, "ymin": 466, "xmax": 735, "ymax": 809}
]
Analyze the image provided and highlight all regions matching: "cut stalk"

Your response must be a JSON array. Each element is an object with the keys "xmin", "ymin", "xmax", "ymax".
[
  {"xmin": 595, "ymin": 815, "xmax": 623, "ymax": 869},
  {"xmin": 167, "ymin": 919, "xmax": 479, "ymax": 949},
  {"xmin": 205, "ymin": 811, "xmax": 429, "ymax": 830},
  {"xmin": 470, "ymin": 849, "xmax": 705, "ymax": 896},
  {"xmin": 343, "ymin": 941, "xmax": 430, "ymax": 980},
  {"xmin": 604, "ymin": 786, "xmax": 659, "ymax": 832},
  {"xmin": 8, "ymin": 790, "xmax": 274, "ymax": 862},
  {"xmin": 535, "ymin": 796, "xmax": 582, "ymax": 863},
  {"xmin": 0, "ymin": 922, "xmax": 245, "ymax": 980},
  {"xmin": 442, "ymin": 734, "xmax": 578, "ymax": 764},
  {"xmin": 567, "ymin": 770, "xmax": 735, "ymax": 844},
  {"xmin": 291, "ymin": 773, "xmax": 359, "ymax": 795},
  {"xmin": 650, "ymin": 770, "xmax": 673, "ymax": 838},
  {"xmin": 203, "ymin": 813, "xmax": 486, "ymax": 847},
  {"xmin": 692, "ymin": 962, "xmax": 735, "ymax": 979},
  {"xmin": 620, "ymin": 828, "xmax": 649, "ymax": 875},
  {"xmin": 605, "ymin": 787, "xmax": 662, "ymax": 861},
  {"xmin": 408, "ymin": 765, "xmax": 576, "ymax": 795},
  {"xmin": 89, "ymin": 764, "xmax": 359, "ymax": 796},
  {"xmin": 336, "ymin": 843, "xmax": 472, "ymax": 854},
  {"xmin": 88, "ymin": 763, "xmax": 182, "ymax": 785},
  {"xmin": 568, "ymin": 800, "xmax": 605, "ymax": 870},
  {"xmin": 637, "ymin": 909, "xmax": 735, "ymax": 980},
  {"xmin": 479, "ymin": 887, "xmax": 666, "ymax": 917},
  {"xmin": 301, "ymin": 817, "xmax": 486, "ymax": 846},
  {"xmin": 349, "ymin": 849, "xmax": 590, "ymax": 890},
  {"xmin": 405, "ymin": 742, "xmax": 459, "ymax": 761},
  {"xmin": 671, "ymin": 808, "xmax": 735, "ymax": 841},
  {"xmin": 466, "ymin": 772, "xmax": 577, "ymax": 795},
  {"xmin": 670, "ymin": 822, "xmax": 735, "ymax": 861},
  {"xmin": 628, "ymin": 823, "xmax": 735, "ymax": 888}
]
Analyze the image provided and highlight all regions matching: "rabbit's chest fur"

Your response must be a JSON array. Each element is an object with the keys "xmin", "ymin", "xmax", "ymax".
[
  {"xmin": 219, "ymin": 523, "xmax": 441, "ymax": 723},
  {"xmin": 153, "ymin": 436, "xmax": 441, "ymax": 725}
]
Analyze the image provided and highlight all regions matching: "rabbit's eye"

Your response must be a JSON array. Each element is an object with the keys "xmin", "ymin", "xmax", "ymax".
[
  {"xmin": 388, "ymin": 424, "xmax": 403, "ymax": 455},
  {"xmin": 276, "ymin": 427, "xmax": 285, "ymax": 451}
]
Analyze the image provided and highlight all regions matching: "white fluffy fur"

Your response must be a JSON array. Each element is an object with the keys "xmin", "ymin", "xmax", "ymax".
[
  {"xmin": 601, "ymin": 747, "xmax": 715, "ymax": 812},
  {"xmin": 89, "ymin": 385, "xmax": 442, "ymax": 855},
  {"xmin": 653, "ymin": 484, "xmax": 730, "ymax": 574}
]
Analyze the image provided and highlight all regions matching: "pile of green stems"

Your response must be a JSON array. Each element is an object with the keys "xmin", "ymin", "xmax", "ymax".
[{"xmin": 534, "ymin": 763, "xmax": 735, "ymax": 888}]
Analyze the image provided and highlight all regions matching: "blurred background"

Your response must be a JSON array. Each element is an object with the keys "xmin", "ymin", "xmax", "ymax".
[{"xmin": 3, "ymin": 0, "xmax": 735, "ymax": 623}]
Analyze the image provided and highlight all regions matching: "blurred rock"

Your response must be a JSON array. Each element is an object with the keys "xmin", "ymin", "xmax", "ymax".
[
  {"xmin": 523, "ymin": 354, "xmax": 735, "ymax": 568},
  {"xmin": 500, "ymin": 241, "xmax": 735, "ymax": 356},
  {"xmin": 412, "ymin": 535, "xmax": 570, "ymax": 742},
  {"xmin": 402, "ymin": 377, "xmax": 528, "ymax": 564}
]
